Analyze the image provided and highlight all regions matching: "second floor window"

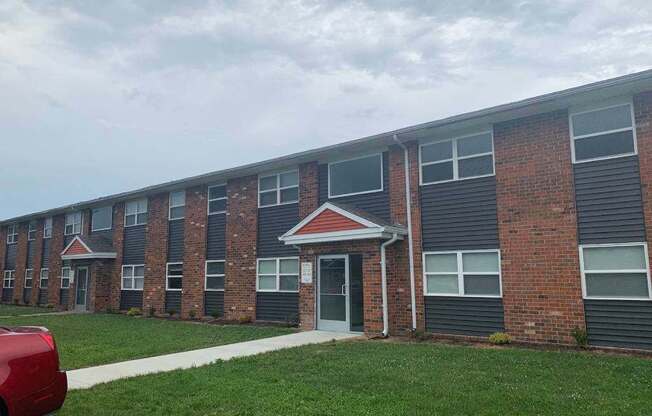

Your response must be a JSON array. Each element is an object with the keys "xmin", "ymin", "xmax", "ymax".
[
  {"xmin": 169, "ymin": 191, "xmax": 186, "ymax": 220},
  {"xmin": 43, "ymin": 217, "xmax": 52, "ymax": 239},
  {"xmin": 65, "ymin": 212, "xmax": 82, "ymax": 235},
  {"xmin": 208, "ymin": 184, "xmax": 227, "ymax": 214},
  {"xmin": 259, "ymin": 171, "xmax": 299, "ymax": 207},
  {"xmin": 125, "ymin": 199, "xmax": 148, "ymax": 227},
  {"xmin": 571, "ymin": 103, "xmax": 636, "ymax": 163},
  {"xmin": 329, "ymin": 154, "xmax": 383, "ymax": 198},
  {"xmin": 6, "ymin": 224, "xmax": 17, "ymax": 244},
  {"xmin": 28, "ymin": 222, "xmax": 37, "ymax": 241},
  {"xmin": 91, "ymin": 206, "xmax": 113, "ymax": 231}
]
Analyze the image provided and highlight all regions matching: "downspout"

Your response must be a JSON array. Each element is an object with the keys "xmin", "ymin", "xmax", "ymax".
[
  {"xmin": 393, "ymin": 134, "xmax": 418, "ymax": 331},
  {"xmin": 380, "ymin": 233, "xmax": 400, "ymax": 337}
]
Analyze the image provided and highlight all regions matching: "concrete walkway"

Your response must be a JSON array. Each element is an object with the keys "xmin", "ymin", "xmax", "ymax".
[{"xmin": 67, "ymin": 330, "xmax": 358, "ymax": 390}]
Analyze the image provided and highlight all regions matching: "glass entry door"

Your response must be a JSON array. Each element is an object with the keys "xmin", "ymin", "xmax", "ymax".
[
  {"xmin": 317, "ymin": 255, "xmax": 349, "ymax": 332},
  {"xmin": 75, "ymin": 267, "xmax": 89, "ymax": 312}
]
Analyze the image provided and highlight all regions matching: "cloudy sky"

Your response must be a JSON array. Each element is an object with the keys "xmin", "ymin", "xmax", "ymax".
[{"xmin": 1, "ymin": 0, "xmax": 651, "ymax": 219}]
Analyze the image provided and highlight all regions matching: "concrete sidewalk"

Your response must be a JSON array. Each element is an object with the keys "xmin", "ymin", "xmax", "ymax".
[{"xmin": 67, "ymin": 330, "xmax": 358, "ymax": 390}]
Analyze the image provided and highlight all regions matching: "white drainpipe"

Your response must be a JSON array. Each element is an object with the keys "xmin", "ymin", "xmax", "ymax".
[
  {"xmin": 393, "ymin": 134, "xmax": 418, "ymax": 331},
  {"xmin": 380, "ymin": 232, "xmax": 400, "ymax": 337}
]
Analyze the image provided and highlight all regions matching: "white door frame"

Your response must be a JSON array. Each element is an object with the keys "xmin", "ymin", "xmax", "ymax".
[
  {"xmin": 75, "ymin": 266, "xmax": 89, "ymax": 312},
  {"xmin": 317, "ymin": 254, "xmax": 350, "ymax": 332}
]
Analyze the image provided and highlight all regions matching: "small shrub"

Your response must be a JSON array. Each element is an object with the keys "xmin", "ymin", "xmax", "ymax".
[
  {"xmin": 127, "ymin": 307, "xmax": 142, "ymax": 317},
  {"xmin": 488, "ymin": 332, "xmax": 511, "ymax": 345},
  {"xmin": 46, "ymin": 303, "xmax": 55, "ymax": 309},
  {"xmin": 571, "ymin": 327, "xmax": 588, "ymax": 348},
  {"xmin": 168, "ymin": 309, "xmax": 177, "ymax": 317},
  {"xmin": 211, "ymin": 310, "xmax": 221, "ymax": 320},
  {"xmin": 148, "ymin": 306, "xmax": 156, "ymax": 317},
  {"xmin": 188, "ymin": 309, "xmax": 197, "ymax": 319},
  {"xmin": 238, "ymin": 315, "xmax": 252, "ymax": 324},
  {"xmin": 14, "ymin": 299, "xmax": 19, "ymax": 305},
  {"xmin": 105, "ymin": 307, "xmax": 113, "ymax": 314}
]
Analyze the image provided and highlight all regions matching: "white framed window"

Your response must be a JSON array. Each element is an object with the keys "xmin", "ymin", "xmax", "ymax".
[
  {"xmin": 256, "ymin": 257, "xmax": 299, "ymax": 292},
  {"xmin": 166, "ymin": 262, "xmax": 183, "ymax": 290},
  {"xmin": 328, "ymin": 153, "xmax": 383, "ymax": 198},
  {"xmin": 570, "ymin": 103, "xmax": 637, "ymax": 163},
  {"xmin": 259, "ymin": 170, "xmax": 299, "ymax": 207},
  {"xmin": 579, "ymin": 243, "xmax": 651, "ymax": 300},
  {"xmin": 125, "ymin": 198, "xmax": 148, "ymax": 227},
  {"xmin": 3, "ymin": 270, "xmax": 15, "ymax": 288},
  {"xmin": 423, "ymin": 250, "xmax": 501, "ymax": 297},
  {"xmin": 91, "ymin": 206, "xmax": 113, "ymax": 231},
  {"xmin": 64, "ymin": 212, "xmax": 82, "ymax": 235},
  {"xmin": 208, "ymin": 184, "xmax": 227, "ymax": 214},
  {"xmin": 61, "ymin": 267, "xmax": 72, "ymax": 289},
  {"xmin": 169, "ymin": 191, "xmax": 186, "ymax": 220},
  {"xmin": 122, "ymin": 265, "xmax": 145, "ymax": 291},
  {"xmin": 205, "ymin": 260, "xmax": 225, "ymax": 291},
  {"xmin": 43, "ymin": 217, "xmax": 53, "ymax": 239},
  {"xmin": 420, "ymin": 131, "xmax": 494, "ymax": 185},
  {"xmin": 6, "ymin": 224, "xmax": 18, "ymax": 244},
  {"xmin": 24, "ymin": 269, "xmax": 33, "ymax": 288},
  {"xmin": 28, "ymin": 221, "xmax": 37, "ymax": 241},
  {"xmin": 39, "ymin": 268, "xmax": 49, "ymax": 289}
]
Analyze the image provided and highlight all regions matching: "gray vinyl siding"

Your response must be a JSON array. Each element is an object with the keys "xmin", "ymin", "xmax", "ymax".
[
  {"xmin": 573, "ymin": 156, "xmax": 646, "ymax": 244},
  {"xmin": 204, "ymin": 291, "xmax": 224, "ymax": 317},
  {"xmin": 5, "ymin": 244, "xmax": 17, "ymax": 270},
  {"xmin": 425, "ymin": 296, "xmax": 505, "ymax": 337},
  {"xmin": 41, "ymin": 239, "xmax": 51, "ymax": 267},
  {"xmin": 90, "ymin": 230, "xmax": 113, "ymax": 241},
  {"xmin": 64, "ymin": 235, "xmax": 75, "ymax": 246},
  {"xmin": 256, "ymin": 292, "xmax": 299, "ymax": 323},
  {"xmin": 167, "ymin": 219, "xmax": 185, "ymax": 263},
  {"xmin": 206, "ymin": 214, "xmax": 226, "ymax": 260},
  {"xmin": 421, "ymin": 176, "xmax": 499, "ymax": 251},
  {"xmin": 120, "ymin": 291, "xmax": 143, "ymax": 310},
  {"xmin": 257, "ymin": 204, "xmax": 300, "ymax": 257},
  {"xmin": 165, "ymin": 291, "xmax": 182, "ymax": 313},
  {"xmin": 318, "ymin": 152, "xmax": 391, "ymax": 222},
  {"xmin": 23, "ymin": 288, "xmax": 31, "ymax": 303},
  {"xmin": 123, "ymin": 225, "xmax": 146, "ymax": 264},
  {"xmin": 39, "ymin": 289, "xmax": 48, "ymax": 305},
  {"xmin": 584, "ymin": 299, "xmax": 652, "ymax": 350},
  {"xmin": 59, "ymin": 289, "xmax": 68, "ymax": 306},
  {"xmin": 1, "ymin": 289, "xmax": 13, "ymax": 302},
  {"xmin": 26, "ymin": 242, "xmax": 35, "ymax": 268}
]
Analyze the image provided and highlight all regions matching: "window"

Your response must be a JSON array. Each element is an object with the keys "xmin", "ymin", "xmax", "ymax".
[
  {"xmin": 61, "ymin": 267, "xmax": 71, "ymax": 289},
  {"xmin": 257, "ymin": 258, "xmax": 299, "ymax": 292},
  {"xmin": 205, "ymin": 260, "xmax": 225, "ymax": 291},
  {"xmin": 3, "ymin": 270, "xmax": 15, "ymax": 289},
  {"xmin": 208, "ymin": 184, "xmax": 227, "ymax": 214},
  {"xmin": 6, "ymin": 224, "xmax": 17, "ymax": 244},
  {"xmin": 329, "ymin": 154, "xmax": 383, "ymax": 198},
  {"xmin": 122, "ymin": 265, "xmax": 145, "ymax": 290},
  {"xmin": 420, "ymin": 132, "xmax": 494, "ymax": 185},
  {"xmin": 571, "ymin": 103, "xmax": 636, "ymax": 163},
  {"xmin": 43, "ymin": 217, "xmax": 52, "ymax": 239},
  {"xmin": 91, "ymin": 206, "xmax": 113, "ymax": 231},
  {"xmin": 166, "ymin": 263, "xmax": 183, "ymax": 290},
  {"xmin": 424, "ymin": 250, "xmax": 501, "ymax": 297},
  {"xmin": 580, "ymin": 243, "xmax": 651, "ymax": 299},
  {"xmin": 39, "ymin": 268, "xmax": 49, "ymax": 289},
  {"xmin": 28, "ymin": 221, "xmax": 37, "ymax": 241},
  {"xmin": 24, "ymin": 269, "xmax": 33, "ymax": 288},
  {"xmin": 169, "ymin": 191, "xmax": 185, "ymax": 220},
  {"xmin": 259, "ymin": 171, "xmax": 299, "ymax": 207},
  {"xmin": 125, "ymin": 198, "xmax": 148, "ymax": 226},
  {"xmin": 64, "ymin": 212, "xmax": 82, "ymax": 235}
]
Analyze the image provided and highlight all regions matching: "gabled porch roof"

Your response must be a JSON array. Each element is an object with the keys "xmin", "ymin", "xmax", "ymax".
[{"xmin": 61, "ymin": 235, "xmax": 117, "ymax": 260}]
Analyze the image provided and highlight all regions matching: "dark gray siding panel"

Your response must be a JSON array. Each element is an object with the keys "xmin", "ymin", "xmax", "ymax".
[
  {"xmin": 165, "ymin": 291, "xmax": 182, "ymax": 313},
  {"xmin": 59, "ymin": 289, "xmax": 68, "ymax": 306},
  {"xmin": 420, "ymin": 176, "xmax": 499, "ymax": 251},
  {"xmin": 5, "ymin": 244, "xmax": 17, "ymax": 270},
  {"xmin": 90, "ymin": 230, "xmax": 113, "ymax": 240},
  {"xmin": 120, "ymin": 291, "xmax": 143, "ymax": 310},
  {"xmin": 256, "ymin": 292, "xmax": 299, "ymax": 323},
  {"xmin": 258, "ymin": 204, "xmax": 300, "ymax": 258},
  {"xmin": 204, "ymin": 291, "xmax": 224, "ymax": 317},
  {"xmin": 64, "ymin": 235, "xmax": 75, "ymax": 246},
  {"xmin": 585, "ymin": 299, "xmax": 652, "ymax": 350},
  {"xmin": 206, "ymin": 214, "xmax": 226, "ymax": 260},
  {"xmin": 23, "ymin": 288, "xmax": 32, "ymax": 303},
  {"xmin": 318, "ymin": 152, "xmax": 391, "ymax": 222},
  {"xmin": 574, "ymin": 156, "xmax": 646, "ymax": 244},
  {"xmin": 39, "ymin": 289, "xmax": 48, "ymax": 305},
  {"xmin": 123, "ymin": 225, "xmax": 146, "ymax": 264},
  {"xmin": 27, "ymin": 242, "xmax": 35, "ymax": 268},
  {"xmin": 167, "ymin": 220, "xmax": 184, "ymax": 263},
  {"xmin": 425, "ymin": 296, "xmax": 504, "ymax": 336},
  {"xmin": 42, "ymin": 239, "xmax": 51, "ymax": 267},
  {"xmin": 1, "ymin": 289, "xmax": 13, "ymax": 303}
]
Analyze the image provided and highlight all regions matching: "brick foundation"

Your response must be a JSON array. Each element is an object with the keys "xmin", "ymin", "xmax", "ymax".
[{"xmin": 183, "ymin": 186, "xmax": 208, "ymax": 318}]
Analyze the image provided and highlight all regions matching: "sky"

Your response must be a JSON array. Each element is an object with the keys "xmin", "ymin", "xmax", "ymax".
[{"xmin": 1, "ymin": 0, "xmax": 652, "ymax": 220}]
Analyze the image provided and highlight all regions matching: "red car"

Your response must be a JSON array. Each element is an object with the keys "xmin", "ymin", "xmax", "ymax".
[{"xmin": 0, "ymin": 326, "xmax": 67, "ymax": 416}]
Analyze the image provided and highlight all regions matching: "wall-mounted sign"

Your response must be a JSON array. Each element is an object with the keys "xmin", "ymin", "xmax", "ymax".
[{"xmin": 301, "ymin": 262, "xmax": 313, "ymax": 284}]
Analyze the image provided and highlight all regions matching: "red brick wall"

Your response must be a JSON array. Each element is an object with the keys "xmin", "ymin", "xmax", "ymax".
[
  {"xmin": 183, "ymin": 186, "xmax": 208, "ymax": 318},
  {"xmin": 224, "ymin": 175, "xmax": 258, "ymax": 321},
  {"xmin": 91, "ymin": 260, "xmax": 112, "ymax": 312},
  {"xmin": 406, "ymin": 141, "xmax": 425, "ymax": 331},
  {"xmin": 47, "ymin": 215, "xmax": 65, "ymax": 307},
  {"xmin": 29, "ymin": 219, "xmax": 44, "ymax": 305},
  {"xmin": 143, "ymin": 193, "xmax": 168, "ymax": 315},
  {"xmin": 299, "ymin": 162, "xmax": 319, "ymax": 219},
  {"xmin": 110, "ymin": 203, "xmax": 125, "ymax": 311},
  {"xmin": 0, "ymin": 226, "xmax": 5, "ymax": 283},
  {"xmin": 13, "ymin": 222, "xmax": 28, "ymax": 303},
  {"xmin": 635, "ymin": 92, "xmax": 652, "ymax": 269},
  {"xmin": 494, "ymin": 110, "xmax": 585, "ymax": 344}
]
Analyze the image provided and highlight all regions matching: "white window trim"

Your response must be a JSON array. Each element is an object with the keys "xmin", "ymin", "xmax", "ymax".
[
  {"xmin": 64, "ymin": 212, "xmax": 83, "ymax": 236},
  {"xmin": 256, "ymin": 257, "xmax": 300, "ymax": 293},
  {"xmin": 91, "ymin": 206, "xmax": 113, "ymax": 232},
  {"xmin": 166, "ymin": 262, "xmax": 183, "ymax": 291},
  {"xmin": 207, "ymin": 184, "xmax": 227, "ymax": 215},
  {"xmin": 24, "ymin": 268, "xmax": 33, "ymax": 288},
  {"xmin": 125, "ymin": 198, "xmax": 148, "ymax": 227},
  {"xmin": 258, "ymin": 170, "xmax": 299, "ymax": 208},
  {"xmin": 121, "ymin": 264, "xmax": 145, "ymax": 291},
  {"xmin": 61, "ymin": 266, "xmax": 71, "ymax": 289},
  {"xmin": 205, "ymin": 260, "xmax": 225, "ymax": 291},
  {"xmin": 3, "ymin": 270, "xmax": 15, "ymax": 288},
  {"xmin": 6, "ymin": 224, "xmax": 18, "ymax": 244},
  {"xmin": 578, "ymin": 242, "xmax": 652, "ymax": 301},
  {"xmin": 39, "ymin": 268, "xmax": 49, "ymax": 288},
  {"xmin": 422, "ymin": 249, "xmax": 502, "ymax": 298},
  {"xmin": 328, "ymin": 153, "xmax": 384, "ymax": 199},
  {"xmin": 27, "ymin": 222, "xmax": 37, "ymax": 241},
  {"xmin": 569, "ymin": 101, "xmax": 638, "ymax": 164},
  {"xmin": 419, "ymin": 131, "xmax": 495, "ymax": 186},
  {"xmin": 168, "ymin": 191, "xmax": 186, "ymax": 220}
]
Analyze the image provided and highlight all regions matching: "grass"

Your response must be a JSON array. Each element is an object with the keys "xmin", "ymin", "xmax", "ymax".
[
  {"xmin": 0, "ymin": 313, "xmax": 295, "ymax": 369},
  {"xmin": 60, "ymin": 340, "xmax": 652, "ymax": 416},
  {"xmin": 0, "ymin": 303, "xmax": 56, "ymax": 316}
]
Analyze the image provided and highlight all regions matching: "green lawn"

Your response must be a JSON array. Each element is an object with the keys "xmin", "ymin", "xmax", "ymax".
[
  {"xmin": 0, "ymin": 303, "xmax": 57, "ymax": 316},
  {"xmin": 0, "ymin": 313, "xmax": 294, "ymax": 370},
  {"xmin": 60, "ymin": 340, "xmax": 652, "ymax": 416}
]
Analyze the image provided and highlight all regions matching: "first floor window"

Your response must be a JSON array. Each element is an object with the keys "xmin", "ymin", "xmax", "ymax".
[
  {"xmin": 424, "ymin": 250, "xmax": 501, "ymax": 297},
  {"xmin": 205, "ymin": 260, "xmax": 225, "ymax": 291},
  {"xmin": 61, "ymin": 267, "xmax": 71, "ymax": 289},
  {"xmin": 166, "ymin": 263, "xmax": 183, "ymax": 290},
  {"xmin": 7, "ymin": 224, "xmax": 17, "ymax": 244},
  {"xmin": 122, "ymin": 265, "xmax": 145, "ymax": 290},
  {"xmin": 25, "ymin": 269, "xmax": 33, "ymax": 288},
  {"xmin": 43, "ymin": 217, "xmax": 53, "ymax": 239},
  {"xmin": 257, "ymin": 258, "xmax": 299, "ymax": 292},
  {"xmin": 3, "ymin": 270, "xmax": 15, "ymax": 288},
  {"xmin": 65, "ymin": 212, "xmax": 82, "ymax": 235},
  {"xmin": 40, "ymin": 269, "xmax": 49, "ymax": 288},
  {"xmin": 580, "ymin": 243, "xmax": 651, "ymax": 299}
]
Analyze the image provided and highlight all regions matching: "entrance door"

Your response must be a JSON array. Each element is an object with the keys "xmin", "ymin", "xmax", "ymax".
[
  {"xmin": 317, "ymin": 255, "xmax": 349, "ymax": 332},
  {"xmin": 75, "ymin": 267, "xmax": 89, "ymax": 312}
]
